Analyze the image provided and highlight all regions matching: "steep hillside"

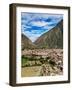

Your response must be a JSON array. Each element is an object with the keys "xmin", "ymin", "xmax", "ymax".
[
  {"xmin": 21, "ymin": 34, "xmax": 36, "ymax": 50},
  {"xmin": 34, "ymin": 20, "xmax": 63, "ymax": 49}
]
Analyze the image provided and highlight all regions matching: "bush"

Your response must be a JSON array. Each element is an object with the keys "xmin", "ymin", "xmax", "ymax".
[
  {"xmin": 48, "ymin": 60, "xmax": 56, "ymax": 66},
  {"xmin": 21, "ymin": 55, "xmax": 29, "ymax": 67},
  {"xmin": 46, "ymin": 56, "xmax": 51, "ymax": 60}
]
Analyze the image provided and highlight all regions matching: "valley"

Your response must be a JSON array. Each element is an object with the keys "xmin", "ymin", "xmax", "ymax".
[
  {"xmin": 21, "ymin": 19, "xmax": 63, "ymax": 77},
  {"xmin": 21, "ymin": 49, "xmax": 63, "ymax": 77}
]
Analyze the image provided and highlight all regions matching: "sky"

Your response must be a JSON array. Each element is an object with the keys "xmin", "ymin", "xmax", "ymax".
[{"xmin": 21, "ymin": 12, "xmax": 63, "ymax": 42}]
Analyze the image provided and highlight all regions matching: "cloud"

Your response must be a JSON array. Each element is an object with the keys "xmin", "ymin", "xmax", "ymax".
[
  {"xmin": 21, "ymin": 12, "xmax": 63, "ymax": 42},
  {"xmin": 31, "ymin": 21, "xmax": 48, "ymax": 27}
]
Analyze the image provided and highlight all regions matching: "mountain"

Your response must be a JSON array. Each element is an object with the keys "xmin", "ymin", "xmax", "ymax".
[
  {"xmin": 21, "ymin": 34, "xmax": 36, "ymax": 50},
  {"xmin": 34, "ymin": 20, "xmax": 63, "ymax": 49}
]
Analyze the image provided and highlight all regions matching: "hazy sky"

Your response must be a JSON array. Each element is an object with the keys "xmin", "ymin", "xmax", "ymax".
[{"xmin": 21, "ymin": 12, "xmax": 63, "ymax": 42}]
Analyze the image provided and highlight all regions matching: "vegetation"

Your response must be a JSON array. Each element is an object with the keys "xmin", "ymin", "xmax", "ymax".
[
  {"xmin": 21, "ymin": 55, "xmax": 29, "ymax": 67},
  {"xmin": 48, "ymin": 60, "xmax": 56, "ymax": 66},
  {"xmin": 22, "ymin": 53, "xmax": 57, "ymax": 67}
]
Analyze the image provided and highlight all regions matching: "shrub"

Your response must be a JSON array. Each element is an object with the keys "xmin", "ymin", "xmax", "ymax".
[
  {"xmin": 46, "ymin": 56, "xmax": 51, "ymax": 60},
  {"xmin": 21, "ymin": 55, "xmax": 29, "ymax": 67},
  {"xmin": 48, "ymin": 60, "xmax": 56, "ymax": 66}
]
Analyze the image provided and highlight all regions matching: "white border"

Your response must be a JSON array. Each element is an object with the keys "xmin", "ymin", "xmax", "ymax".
[{"xmin": 16, "ymin": 7, "xmax": 68, "ymax": 83}]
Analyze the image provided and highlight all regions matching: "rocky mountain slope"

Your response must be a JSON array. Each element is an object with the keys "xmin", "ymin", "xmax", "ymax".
[
  {"xmin": 21, "ymin": 34, "xmax": 36, "ymax": 50},
  {"xmin": 34, "ymin": 20, "xmax": 63, "ymax": 49}
]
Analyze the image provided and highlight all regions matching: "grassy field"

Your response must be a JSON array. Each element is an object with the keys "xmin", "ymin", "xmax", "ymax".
[{"xmin": 21, "ymin": 66, "xmax": 42, "ymax": 77}]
